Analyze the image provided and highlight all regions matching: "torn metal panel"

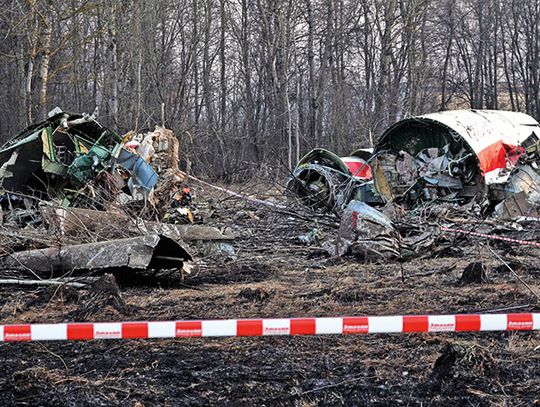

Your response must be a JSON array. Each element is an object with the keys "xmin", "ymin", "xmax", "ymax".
[
  {"xmin": 67, "ymin": 143, "xmax": 116, "ymax": 184},
  {"xmin": 349, "ymin": 148, "xmax": 374, "ymax": 162},
  {"xmin": 322, "ymin": 201, "xmax": 400, "ymax": 259},
  {"xmin": 0, "ymin": 234, "xmax": 192, "ymax": 274},
  {"xmin": 0, "ymin": 131, "xmax": 45, "ymax": 193},
  {"xmin": 114, "ymin": 148, "xmax": 159, "ymax": 192},
  {"xmin": 341, "ymin": 156, "xmax": 372, "ymax": 179},
  {"xmin": 400, "ymin": 230, "xmax": 436, "ymax": 258},
  {"xmin": 505, "ymin": 165, "xmax": 540, "ymax": 204},
  {"xmin": 0, "ymin": 110, "xmax": 123, "ymax": 197},
  {"xmin": 286, "ymin": 148, "xmax": 377, "ymax": 211},
  {"xmin": 147, "ymin": 222, "xmax": 235, "ymax": 242},
  {"xmin": 494, "ymin": 191, "xmax": 540, "ymax": 220},
  {"xmin": 0, "ymin": 150, "xmax": 19, "ymax": 178}
]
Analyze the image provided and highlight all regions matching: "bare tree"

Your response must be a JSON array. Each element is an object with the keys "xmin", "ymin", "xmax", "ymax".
[{"xmin": 1, "ymin": 0, "xmax": 540, "ymax": 179}]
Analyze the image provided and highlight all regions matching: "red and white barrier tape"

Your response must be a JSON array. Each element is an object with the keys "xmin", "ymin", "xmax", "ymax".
[
  {"xmin": 440, "ymin": 226, "xmax": 540, "ymax": 248},
  {"xmin": 1, "ymin": 313, "xmax": 539, "ymax": 342}
]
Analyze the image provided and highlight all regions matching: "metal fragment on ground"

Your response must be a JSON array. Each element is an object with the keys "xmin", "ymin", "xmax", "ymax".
[
  {"xmin": 40, "ymin": 206, "xmax": 234, "ymax": 242},
  {"xmin": 0, "ymin": 234, "xmax": 192, "ymax": 275},
  {"xmin": 323, "ymin": 200, "xmax": 400, "ymax": 259}
]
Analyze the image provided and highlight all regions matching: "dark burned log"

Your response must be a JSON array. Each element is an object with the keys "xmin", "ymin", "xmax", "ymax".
[{"xmin": 0, "ymin": 234, "xmax": 192, "ymax": 275}]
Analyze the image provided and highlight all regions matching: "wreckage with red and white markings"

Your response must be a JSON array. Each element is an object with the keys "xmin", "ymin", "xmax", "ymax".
[
  {"xmin": 288, "ymin": 110, "xmax": 540, "ymax": 259},
  {"xmin": 287, "ymin": 109, "xmax": 540, "ymax": 219}
]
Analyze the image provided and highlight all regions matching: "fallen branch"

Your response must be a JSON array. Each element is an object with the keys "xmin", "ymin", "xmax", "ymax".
[
  {"xmin": 489, "ymin": 247, "xmax": 540, "ymax": 302},
  {"xmin": 0, "ymin": 278, "xmax": 88, "ymax": 288},
  {"xmin": 179, "ymin": 170, "xmax": 287, "ymax": 210}
]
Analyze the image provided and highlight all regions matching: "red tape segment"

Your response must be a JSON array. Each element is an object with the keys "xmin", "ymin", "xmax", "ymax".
[
  {"xmin": 0, "ymin": 313, "xmax": 539, "ymax": 342},
  {"xmin": 440, "ymin": 226, "xmax": 540, "ymax": 248}
]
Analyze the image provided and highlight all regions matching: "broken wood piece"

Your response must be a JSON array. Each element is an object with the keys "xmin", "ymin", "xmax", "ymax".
[{"xmin": 0, "ymin": 278, "xmax": 87, "ymax": 288}]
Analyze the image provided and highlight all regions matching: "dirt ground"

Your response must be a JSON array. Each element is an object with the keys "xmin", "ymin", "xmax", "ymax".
[{"xmin": 0, "ymin": 184, "xmax": 539, "ymax": 406}]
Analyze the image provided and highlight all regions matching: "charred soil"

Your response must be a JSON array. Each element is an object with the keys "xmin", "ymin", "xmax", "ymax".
[{"xmin": 0, "ymin": 185, "xmax": 539, "ymax": 406}]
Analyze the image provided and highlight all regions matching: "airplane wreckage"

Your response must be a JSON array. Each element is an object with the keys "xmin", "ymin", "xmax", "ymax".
[
  {"xmin": 0, "ymin": 109, "xmax": 233, "ymax": 281},
  {"xmin": 287, "ymin": 110, "xmax": 540, "ymax": 258},
  {"xmin": 0, "ymin": 108, "xmax": 539, "ymax": 278},
  {"xmin": 288, "ymin": 110, "xmax": 540, "ymax": 217}
]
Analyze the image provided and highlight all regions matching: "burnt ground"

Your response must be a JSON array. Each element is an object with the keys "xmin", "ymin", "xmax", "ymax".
[{"xmin": 1, "ymin": 184, "xmax": 540, "ymax": 406}]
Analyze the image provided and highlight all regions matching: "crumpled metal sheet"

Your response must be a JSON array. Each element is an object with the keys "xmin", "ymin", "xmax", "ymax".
[
  {"xmin": 323, "ymin": 200, "xmax": 400, "ymax": 259},
  {"xmin": 0, "ymin": 234, "xmax": 192, "ymax": 274},
  {"xmin": 115, "ymin": 148, "xmax": 159, "ymax": 192},
  {"xmin": 494, "ymin": 191, "xmax": 540, "ymax": 219},
  {"xmin": 0, "ymin": 111, "xmax": 122, "ymax": 189},
  {"xmin": 286, "ymin": 148, "xmax": 378, "ymax": 211},
  {"xmin": 376, "ymin": 109, "xmax": 540, "ymax": 185},
  {"xmin": 506, "ymin": 165, "xmax": 540, "ymax": 204},
  {"xmin": 287, "ymin": 163, "xmax": 349, "ymax": 210}
]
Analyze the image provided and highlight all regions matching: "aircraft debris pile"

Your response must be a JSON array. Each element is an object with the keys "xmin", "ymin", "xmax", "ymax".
[
  {"xmin": 286, "ymin": 148, "xmax": 376, "ymax": 211},
  {"xmin": 287, "ymin": 110, "xmax": 540, "ymax": 259},
  {"xmin": 0, "ymin": 109, "xmax": 234, "ymax": 283}
]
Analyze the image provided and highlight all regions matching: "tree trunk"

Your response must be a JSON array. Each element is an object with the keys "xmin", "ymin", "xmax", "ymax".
[
  {"xmin": 108, "ymin": 1, "xmax": 119, "ymax": 127},
  {"xmin": 38, "ymin": 25, "xmax": 52, "ymax": 120}
]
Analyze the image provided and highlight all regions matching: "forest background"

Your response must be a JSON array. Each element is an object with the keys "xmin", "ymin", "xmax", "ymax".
[{"xmin": 1, "ymin": 0, "xmax": 538, "ymax": 179}]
